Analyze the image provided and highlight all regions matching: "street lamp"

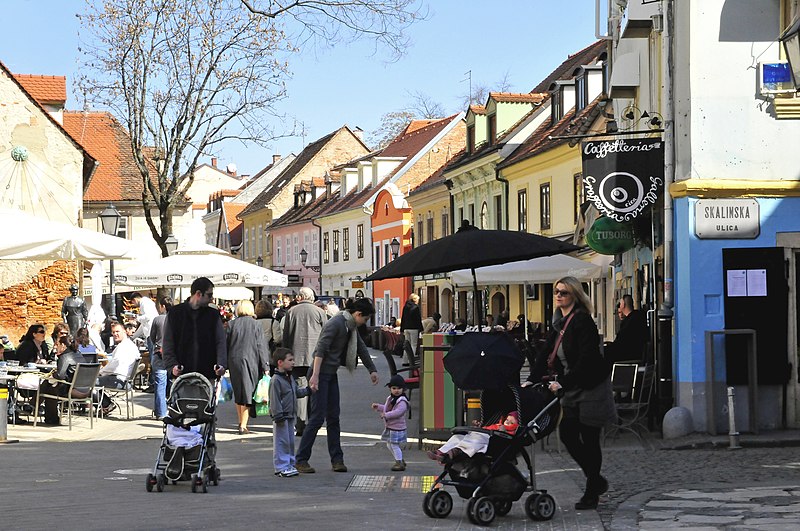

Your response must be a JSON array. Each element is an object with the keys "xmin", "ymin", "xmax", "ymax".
[
  {"xmin": 99, "ymin": 204, "xmax": 121, "ymax": 319},
  {"xmin": 165, "ymin": 234, "xmax": 179, "ymax": 256},
  {"xmin": 781, "ymin": 16, "xmax": 800, "ymax": 90},
  {"xmin": 299, "ymin": 248, "xmax": 308, "ymax": 266},
  {"xmin": 256, "ymin": 256, "xmax": 263, "ymax": 267},
  {"xmin": 390, "ymin": 237, "xmax": 401, "ymax": 260}
]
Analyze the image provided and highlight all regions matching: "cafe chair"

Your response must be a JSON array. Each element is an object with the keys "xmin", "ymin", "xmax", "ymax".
[
  {"xmin": 97, "ymin": 358, "xmax": 143, "ymax": 420},
  {"xmin": 382, "ymin": 346, "xmax": 419, "ymax": 418},
  {"xmin": 34, "ymin": 362, "xmax": 102, "ymax": 430},
  {"xmin": 604, "ymin": 363, "xmax": 655, "ymax": 445}
]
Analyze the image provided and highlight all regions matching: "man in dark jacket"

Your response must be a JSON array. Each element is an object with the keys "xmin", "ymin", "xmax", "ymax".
[
  {"xmin": 605, "ymin": 295, "xmax": 649, "ymax": 363},
  {"xmin": 295, "ymin": 298, "xmax": 379, "ymax": 474},
  {"xmin": 162, "ymin": 277, "xmax": 227, "ymax": 381},
  {"xmin": 400, "ymin": 293, "xmax": 422, "ymax": 365}
]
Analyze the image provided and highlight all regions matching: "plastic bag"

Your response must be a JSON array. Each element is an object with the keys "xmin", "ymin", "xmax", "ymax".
[
  {"xmin": 217, "ymin": 375, "xmax": 233, "ymax": 403},
  {"xmin": 253, "ymin": 374, "xmax": 270, "ymax": 404}
]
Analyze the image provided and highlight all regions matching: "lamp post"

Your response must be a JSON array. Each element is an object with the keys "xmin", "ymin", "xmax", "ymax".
[
  {"xmin": 390, "ymin": 237, "xmax": 400, "ymax": 260},
  {"xmin": 299, "ymin": 248, "xmax": 321, "ymax": 293},
  {"xmin": 781, "ymin": 16, "xmax": 800, "ymax": 90},
  {"xmin": 99, "ymin": 204, "xmax": 121, "ymax": 319},
  {"xmin": 256, "ymin": 255, "xmax": 264, "ymax": 267},
  {"xmin": 299, "ymin": 248, "xmax": 308, "ymax": 266},
  {"xmin": 165, "ymin": 234, "xmax": 179, "ymax": 256}
]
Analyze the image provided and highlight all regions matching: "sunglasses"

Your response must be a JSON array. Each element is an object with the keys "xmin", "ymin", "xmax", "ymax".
[
  {"xmin": 553, "ymin": 289, "xmax": 572, "ymax": 297},
  {"xmin": 35, "ymin": 330, "xmax": 46, "ymax": 334}
]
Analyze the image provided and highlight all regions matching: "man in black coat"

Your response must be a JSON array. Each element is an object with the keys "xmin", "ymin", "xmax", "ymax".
[
  {"xmin": 162, "ymin": 277, "xmax": 227, "ymax": 381},
  {"xmin": 400, "ymin": 293, "xmax": 422, "ymax": 365},
  {"xmin": 605, "ymin": 294, "xmax": 649, "ymax": 363}
]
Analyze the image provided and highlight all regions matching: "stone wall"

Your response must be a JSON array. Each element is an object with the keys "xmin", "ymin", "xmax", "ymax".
[{"xmin": 0, "ymin": 260, "xmax": 77, "ymax": 342}]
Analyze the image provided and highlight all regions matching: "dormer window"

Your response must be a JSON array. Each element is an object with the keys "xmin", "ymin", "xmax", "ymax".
[
  {"xmin": 575, "ymin": 72, "xmax": 587, "ymax": 113},
  {"xmin": 487, "ymin": 114, "xmax": 497, "ymax": 145},
  {"xmin": 467, "ymin": 124, "xmax": 475, "ymax": 153},
  {"xmin": 551, "ymin": 89, "xmax": 563, "ymax": 123}
]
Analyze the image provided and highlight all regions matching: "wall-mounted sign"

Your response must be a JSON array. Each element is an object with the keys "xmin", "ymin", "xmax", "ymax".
[
  {"xmin": 585, "ymin": 217, "xmax": 636, "ymax": 255},
  {"xmin": 351, "ymin": 281, "xmax": 364, "ymax": 289},
  {"xmin": 694, "ymin": 199, "xmax": 760, "ymax": 239},
  {"xmin": 581, "ymin": 138, "xmax": 664, "ymax": 222}
]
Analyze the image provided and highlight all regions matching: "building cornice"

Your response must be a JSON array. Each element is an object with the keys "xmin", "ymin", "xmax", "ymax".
[{"xmin": 670, "ymin": 179, "xmax": 800, "ymax": 198}]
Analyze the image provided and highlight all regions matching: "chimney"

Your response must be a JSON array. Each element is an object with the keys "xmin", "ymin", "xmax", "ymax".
[
  {"xmin": 273, "ymin": 154, "xmax": 281, "ymax": 164},
  {"xmin": 352, "ymin": 126, "xmax": 364, "ymax": 142},
  {"xmin": 211, "ymin": 157, "xmax": 218, "ymax": 168}
]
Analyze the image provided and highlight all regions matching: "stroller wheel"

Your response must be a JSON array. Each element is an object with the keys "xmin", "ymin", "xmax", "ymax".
[
  {"xmin": 201, "ymin": 472, "xmax": 209, "ymax": 493},
  {"xmin": 494, "ymin": 499, "xmax": 513, "ymax": 516},
  {"xmin": 471, "ymin": 496, "xmax": 496, "ymax": 526},
  {"xmin": 145, "ymin": 473, "xmax": 155, "ymax": 493},
  {"xmin": 156, "ymin": 474, "xmax": 166, "ymax": 492},
  {"xmin": 526, "ymin": 493, "xmax": 556, "ymax": 521},
  {"xmin": 422, "ymin": 492, "xmax": 434, "ymax": 518},
  {"xmin": 427, "ymin": 490, "xmax": 453, "ymax": 518}
]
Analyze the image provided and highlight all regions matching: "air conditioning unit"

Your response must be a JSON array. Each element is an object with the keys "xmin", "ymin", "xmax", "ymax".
[{"xmin": 759, "ymin": 61, "xmax": 796, "ymax": 95}]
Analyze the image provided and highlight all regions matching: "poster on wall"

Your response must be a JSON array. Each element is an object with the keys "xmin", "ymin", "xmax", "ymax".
[{"xmin": 581, "ymin": 138, "xmax": 664, "ymax": 222}]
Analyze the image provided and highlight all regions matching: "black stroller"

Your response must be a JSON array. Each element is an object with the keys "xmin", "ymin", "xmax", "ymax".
[
  {"xmin": 422, "ymin": 332, "xmax": 562, "ymax": 526},
  {"xmin": 145, "ymin": 372, "xmax": 220, "ymax": 493}
]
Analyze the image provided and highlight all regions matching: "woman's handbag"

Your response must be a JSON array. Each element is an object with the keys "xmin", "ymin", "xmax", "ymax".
[
  {"xmin": 16, "ymin": 372, "xmax": 41, "ymax": 390},
  {"xmin": 562, "ymin": 375, "xmax": 616, "ymax": 428}
]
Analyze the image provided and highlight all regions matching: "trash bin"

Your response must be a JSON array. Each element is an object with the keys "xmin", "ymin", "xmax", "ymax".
[{"xmin": 418, "ymin": 332, "xmax": 464, "ymax": 445}]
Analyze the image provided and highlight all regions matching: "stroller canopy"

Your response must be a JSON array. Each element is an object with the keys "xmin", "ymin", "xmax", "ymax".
[
  {"xmin": 169, "ymin": 372, "xmax": 214, "ymax": 404},
  {"xmin": 443, "ymin": 333, "xmax": 524, "ymax": 390}
]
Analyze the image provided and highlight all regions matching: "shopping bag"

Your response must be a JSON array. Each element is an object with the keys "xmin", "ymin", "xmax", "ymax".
[
  {"xmin": 217, "ymin": 375, "xmax": 233, "ymax": 403},
  {"xmin": 253, "ymin": 374, "xmax": 270, "ymax": 404}
]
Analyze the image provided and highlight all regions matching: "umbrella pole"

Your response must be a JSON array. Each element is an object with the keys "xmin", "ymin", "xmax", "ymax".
[{"xmin": 472, "ymin": 268, "xmax": 482, "ymax": 327}]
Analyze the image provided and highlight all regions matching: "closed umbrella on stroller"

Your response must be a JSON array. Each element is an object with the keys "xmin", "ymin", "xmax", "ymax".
[{"xmin": 443, "ymin": 333, "xmax": 524, "ymax": 390}]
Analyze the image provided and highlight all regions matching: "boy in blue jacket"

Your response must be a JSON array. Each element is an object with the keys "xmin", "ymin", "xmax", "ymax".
[{"xmin": 270, "ymin": 348, "xmax": 311, "ymax": 477}]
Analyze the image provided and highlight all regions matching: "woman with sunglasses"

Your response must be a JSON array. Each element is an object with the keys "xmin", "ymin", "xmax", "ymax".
[
  {"xmin": 16, "ymin": 324, "xmax": 51, "ymax": 366},
  {"xmin": 523, "ymin": 276, "xmax": 615, "ymax": 510}
]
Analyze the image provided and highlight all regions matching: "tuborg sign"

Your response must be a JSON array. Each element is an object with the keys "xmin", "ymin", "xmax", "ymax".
[{"xmin": 694, "ymin": 199, "xmax": 760, "ymax": 239}]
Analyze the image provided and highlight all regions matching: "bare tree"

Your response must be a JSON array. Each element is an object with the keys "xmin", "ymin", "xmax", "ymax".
[
  {"xmin": 459, "ymin": 71, "xmax": 514, "ymax": 110},
  {"xmin": 405, "ymin": 90, "xmax": 445, "ymax": 119},
  {"xmin": 369, "ymin": 110, "xmax": 415, "ymax": 150},
  {"xmin": 79, "ymin": 0, "xmax": 425, "ymax": 256}
]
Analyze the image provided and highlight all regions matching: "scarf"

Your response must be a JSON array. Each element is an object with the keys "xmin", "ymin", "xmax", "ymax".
[{"xmin": 342, "ymin": 310, "xmax": 359, "ymax": 372}]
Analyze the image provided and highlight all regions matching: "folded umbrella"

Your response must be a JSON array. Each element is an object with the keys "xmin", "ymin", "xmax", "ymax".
[{"xmin": 443, "ymin": 332, "xmax": 525, "ymax": 390}]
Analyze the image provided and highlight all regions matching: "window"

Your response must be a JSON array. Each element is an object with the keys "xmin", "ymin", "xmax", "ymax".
[
  {"xmin": 312, "ymin": 232, "xmax": 319, "ymax": 264},
  {"xmin": 487, "ymin": 114, "xmax": 497, "ymax": 145},
  {"xmin": 342, "ymin": 227, "xmax": 350, "ymax": 261},
  {"xmin": 494, "ymin": 195, "xmax": 502, "ymax": 230},
  {"xmin": 480, "ymin": 202, "xmax": 488, "ymax": 229},
  {"xmin": 540, "ymin": 183, "xmax": 551, "ymax": 230},
  {"xmin": 468, "ymin": 204, "xmax": 475, "ymax": 226},
  {"xmin": 323, "ymin": 232, "xmax": 329, "ymax": 263},
  {"xmin": 458, "ymin": 207, "xmax": 464, "ymax": 227},
  {"xmin": 293, "ymin": 234, "xmax": 299, "ymax": 265},
  {"xmin": 257, "ymin": 224, "xmax": 262, "ymax": 257},
  {"xmin": 518, "ymin": 189, "xmax": 527, "ymax": 231},
  {"xmin": 357, "ymin": 224, "xmax": 364, "ymax": 258},
  {"xmin": 276, "ymin": 236, "xmax": 282, "ymax": 266},
  {"xmin": 333, "ymin": 230, "xmax": 340, "ymax": 262},
  {"xmin": 116, "ymin": 216, "xmax": 129, "ymax": 239},
  {"xmin": 285, "ymin": 236, "xmax": 291, "ymax": 264},
  {"xmin": 551, "ymin": 88, "xmax": 563, "ymax": 123},
  {"xmin": 426, "ymin": 211, "xmax": 434, "ymax": 242},
  {"xmin": 467, "ymin": 124, "xmax": 475, "ymax": 153},
  {"xmin": 374, "ymin": 244, "xmax": 381, "ymax": 269},
  {"xmin": 575, "ymin": 73, "xmax": 587, "ymax": 113},
  {"xmin": 266, "ymin": 234, "xmax": 272, "ymax": 253},
  {"xmin": 574, "ymin": 172, "xmax": 584, "ymax": 223},
  {"xmin": 384, "ymin": 242, "xmax": 390, "ymax": 264},
  {"xmin": 417, "ymin": 215, "xmax": 424, "ymax": 246},
  {"xmin": 441, "ymin": 208, "xmax": 450, "ymax": 237},
  {"xmin": 243, "ymin": 227, "xmax": 249, "ymax": 258}
]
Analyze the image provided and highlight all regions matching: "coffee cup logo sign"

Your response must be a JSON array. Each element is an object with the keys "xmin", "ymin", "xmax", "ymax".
[{"xmin": 582, "ymin": 138, "xmax": 664, "ymax": 222}]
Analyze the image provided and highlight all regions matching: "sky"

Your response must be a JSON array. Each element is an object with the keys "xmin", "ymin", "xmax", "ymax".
[{"xmin": 0, "ymin": 0, "xmax": 604, "ymax": 177}]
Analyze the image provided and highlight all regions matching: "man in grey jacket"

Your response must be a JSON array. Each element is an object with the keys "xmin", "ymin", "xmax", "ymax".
[
  {"xmin": 295, "ymin": 298, "xmax": 379, "ymax": 474},
  {"xmin": 282, "ymin": 287, "xmax": 327, "ymax": 435}
]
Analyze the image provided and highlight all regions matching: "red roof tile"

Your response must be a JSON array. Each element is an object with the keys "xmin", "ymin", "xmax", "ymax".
[
  {"xmin": 63, "ymin": 111, "xmax": 146, "ymax": 202},
  {"xmin": 12, "ymin": 74, "xmax": 66, "ymax": 104},
  {"xmin": 469, "ymin": 105, "xmax": 487, "ymax": 115},
  {"xmin": 489, "ymin": 92, "xmax": 547, "ymax": 104}
]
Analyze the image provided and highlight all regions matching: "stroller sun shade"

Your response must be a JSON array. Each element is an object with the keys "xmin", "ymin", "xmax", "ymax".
[
  {"xmin": 167, "ymin": 372, "xmax": 216, "ymax": 424},
  {"xmin": 443, "ymin": 333, "xmax": 524, "ymax": 390}
]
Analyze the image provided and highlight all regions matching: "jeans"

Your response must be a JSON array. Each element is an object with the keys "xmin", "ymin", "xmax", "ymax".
[
  {"xmin": 296, "ymin": 372, "xmax": 342, "ymax": 464},
  {"xmin": 273, "ymin": 418, "xmax": 296, "ymax": 472},
  {"xmin": 153, "ymin": 369, "xmax": 168, "ymax": 417}
]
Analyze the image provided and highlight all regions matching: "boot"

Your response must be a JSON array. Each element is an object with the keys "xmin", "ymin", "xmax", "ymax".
[{"xmin": 391, "ymin": 460, "xmax": 406, "ymax": 471}]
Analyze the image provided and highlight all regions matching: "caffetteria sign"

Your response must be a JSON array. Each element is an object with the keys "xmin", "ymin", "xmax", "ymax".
[
  {"xmin": 581, "ymin": 138, "xmax": 664, "ymax": 222},
  {"xmin": 586, "ymin": 216, "xmax": 636, "ymax": 255}
]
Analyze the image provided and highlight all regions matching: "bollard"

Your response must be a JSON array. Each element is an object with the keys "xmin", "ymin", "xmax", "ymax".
[
  {"xmin": 0, "ymin": 387, "xmax": 20, "ymax": 444},
  {"xmin": 465, "ymin": 392, "xmax": 481, "ymax": 427},
  {"xmin": 727, "ymin": 386, "xmax": 741, "ymax": 450}
]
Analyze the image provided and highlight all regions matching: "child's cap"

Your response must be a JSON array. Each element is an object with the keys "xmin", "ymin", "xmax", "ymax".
[
  {"xmin": 506, "ymin": 411, "xmax": 520, "ymax": 423},
  {"xmin": 386, "ymin": 374, "xmax": 406, "ymax": 388}
]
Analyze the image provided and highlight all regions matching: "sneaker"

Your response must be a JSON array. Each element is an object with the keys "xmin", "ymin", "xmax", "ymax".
[
  {"xmin": 295, "ymin": 462, "xmax": 315, "ymax": 474},
  {"xmin": 331, "ymin": 462, "xmax": 348, "ymax": 473},
  {"xmin": 390, "ymin": 460, "xmax": 406, "ymax": 471},
  {"xmin": 277, "ymin": 468, "xmax": 299, "ymax": 477}
]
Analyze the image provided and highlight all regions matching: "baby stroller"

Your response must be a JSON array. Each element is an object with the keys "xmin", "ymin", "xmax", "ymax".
[
  {"xmin": 145, "ymin": 372, "xmax": 220, "ymax": 493},
  {"xmin": 423, "ymin": 332, "xmax": 562, "ymax": 526}
]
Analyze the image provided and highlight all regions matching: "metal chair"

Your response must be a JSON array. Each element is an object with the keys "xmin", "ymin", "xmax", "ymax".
[
  {"xmin": 34, "ymin": 362, "xmax": 101, "ymax": 430},
  {"xmin": 97, "ymin": 358, "xmax": 143, "ymax": 420},
  {"xmin": 604, "ymin": 363, "xmax": 655, "ymax": 444}
]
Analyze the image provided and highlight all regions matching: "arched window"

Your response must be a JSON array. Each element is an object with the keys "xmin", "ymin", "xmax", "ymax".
[{"xmin": 480, "ymin": 202, "xmax": 488, "ymax": 229}]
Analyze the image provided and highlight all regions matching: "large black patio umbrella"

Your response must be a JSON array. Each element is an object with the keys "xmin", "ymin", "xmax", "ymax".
[
  {"xmin": 365, "ymin": 223, "xmax": 579, "ymax": 323},
  {"xmin": 443, "ymin": 332, "xmax": 524, "ymax": 390}
]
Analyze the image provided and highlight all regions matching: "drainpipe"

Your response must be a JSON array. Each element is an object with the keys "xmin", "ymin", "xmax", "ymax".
[
  {"xmin": 660, "ymin": 0, "xmax": 675, "ymax": 316},
  {"xmin": 311, "ymin": 218, "xmax": 323, "ymax": 295},
  {"xmin": 495, "ymin": 167, "xmax": 511, "ymax": 319}
]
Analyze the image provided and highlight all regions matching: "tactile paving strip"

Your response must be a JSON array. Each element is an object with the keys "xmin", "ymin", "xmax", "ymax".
[{"xmin": 346, "ymin": 475, "xmax": 438, "ymax": 493}]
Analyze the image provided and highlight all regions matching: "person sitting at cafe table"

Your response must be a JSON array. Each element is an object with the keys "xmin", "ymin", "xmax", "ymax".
[
  {"xmin": 16, "ymin": 324, "xmax": 50, "ymax": 365},
  {"xmin": 49, "ymin": 323, "xmax": 70, "ymax": 360},
  {"xmin": 98, "ymin": 322, "xmax": 139, "ymax": 392},
  {"xmin": 39, "ymin": 334, "xmax": 87, "ymax": 425},
  {"xmin": 605, "ymin": 294, "xmax": 649, "ymax": 363}
]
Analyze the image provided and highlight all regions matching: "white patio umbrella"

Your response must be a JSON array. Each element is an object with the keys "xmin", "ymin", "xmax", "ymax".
[
  {"xmin": 0, "ymin": 209, "xmax": 139, "ymax": 260},
  {"xmin": 114, "ymin": 251, "xmax": 288, "ymax": 288},
  {"xmin": 450, "ymin": 254, "xmax": 603, "ymax": 286}
]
